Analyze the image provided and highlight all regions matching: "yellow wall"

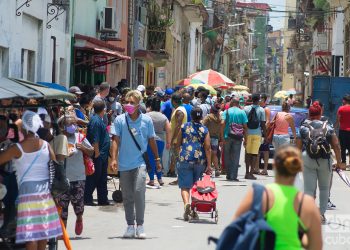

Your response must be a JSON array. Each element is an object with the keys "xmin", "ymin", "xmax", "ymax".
[{"xmin": 282, "ymin": 0, "xmax": 297, "ymax": 90}]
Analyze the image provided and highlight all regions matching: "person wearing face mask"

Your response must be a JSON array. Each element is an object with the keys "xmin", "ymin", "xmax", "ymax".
[
  {"xmin": 107, "ymin": 87, "xmax": 122, "ymax": 124},
  {"xmin": 56, "ymin": 115, "xmax": 94, "ymax": 236},
  {"xmin": 7, "ymin": 108, "xmax": 24, "ymax": 142},
  {"xmin": 110, "ymin": 90, "xmax": 161, "ymax": 239},
  {"xmin": 92, "ymin": 82, "xmax": 110, "ymax": 126},
  {"xmin": 0, "ymin": 115, "xmax": 18, "ymax": 236},
  {"xmin": 85, "ymin": 99, "xmax": 111, "ymax": 206}
]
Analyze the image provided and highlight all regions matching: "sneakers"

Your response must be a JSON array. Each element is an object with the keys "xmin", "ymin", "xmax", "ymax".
[
  {"xmin": 183, "ymin": 204, "xmax": 191, "ymax": 221},
  {"xmin": 123, "ymin": 225, "xmax": 135, "ymax": 238},
  {"xmin": 327, "ymin": 201, "xmax": 336, "ymax": 210},
  {"xmin": 136, "ymin": 225, "xmax": 146, "ymax": 239},
  {"xmin": 75, "ymin": 219, "xmax": 83, "ymax": 236}
]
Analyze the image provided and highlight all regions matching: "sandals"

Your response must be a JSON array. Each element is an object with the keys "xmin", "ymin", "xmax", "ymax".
[{"xmin": 260, "ymin": 171, "xmax": 268, "ymax": 176}]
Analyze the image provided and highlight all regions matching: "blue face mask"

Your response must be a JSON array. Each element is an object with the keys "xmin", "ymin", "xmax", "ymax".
[{"xmin": 65, "ymin": 124, "xmax": 76, "ymax": 134}]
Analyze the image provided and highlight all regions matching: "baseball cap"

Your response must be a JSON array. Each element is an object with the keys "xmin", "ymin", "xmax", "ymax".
[
  {"xmin": 137, "ymin": 85, "xmax": 146, "ymax": 92},
  {"xmin": 165, "ymin": 88, "xmax": 174, "ymax": 95},
  {"xmin": 69, "ymin": 86, "xmax": 84, "ymax": 95},
  {"xmin": 37, "ymin": 107, "xmax": 48, "ymax": 116}
]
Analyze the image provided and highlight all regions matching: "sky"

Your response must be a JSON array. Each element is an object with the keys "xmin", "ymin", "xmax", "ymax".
[{"xmin": 254, "ymin": 0, "xmax": 287, "ymax": 31}]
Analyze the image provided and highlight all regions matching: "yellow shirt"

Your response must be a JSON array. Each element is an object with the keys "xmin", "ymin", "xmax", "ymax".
[{"xmin": 170, "ymin": 106, "xmax": 187, "ymax": 143}]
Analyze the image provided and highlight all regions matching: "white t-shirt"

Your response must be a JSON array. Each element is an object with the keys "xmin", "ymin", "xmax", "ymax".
[{"xmin": 66, "ymin": 133, "xmax": 92, "ymax": 182}]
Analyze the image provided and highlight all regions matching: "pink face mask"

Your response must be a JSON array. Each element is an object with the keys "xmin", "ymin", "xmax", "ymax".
[{"xmin": 123, "ymin": 104, "xmax": 137, "ymax": 114}]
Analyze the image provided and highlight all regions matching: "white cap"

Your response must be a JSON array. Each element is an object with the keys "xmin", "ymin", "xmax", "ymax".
[
  {"xmin": 37, "ymin": 107, "xmax": 48, "ymax": 115},
  {"xmin": 137, "ymin": 85, "xmax": 146, "ymax": 92},
  {"xmin": 22, "ymin": 110, "xmax": 43, "ymax": 134}
]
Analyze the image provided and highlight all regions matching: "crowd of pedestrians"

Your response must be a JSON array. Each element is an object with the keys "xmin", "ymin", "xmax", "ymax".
[{"xmin": 0, "ymin": 80, "xmax": 348, "ymax": 249}]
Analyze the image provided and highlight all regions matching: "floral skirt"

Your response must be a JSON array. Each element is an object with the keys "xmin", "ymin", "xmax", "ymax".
[{"xmin": 16, "ymin": 180, "xmax": 62, "ymax": 243}]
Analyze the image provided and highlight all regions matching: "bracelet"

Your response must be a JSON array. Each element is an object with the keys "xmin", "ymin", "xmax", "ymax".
[{"xmin": 155, "ymin": 158, "xmax": 161, "ymax": 161}]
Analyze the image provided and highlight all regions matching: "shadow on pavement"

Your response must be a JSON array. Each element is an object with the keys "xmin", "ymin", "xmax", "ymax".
[
  {"xmin": 107, "ymin": 236, "xmax": 159, "ymax": 240},
  {"xmin": 69, "ymin": 237, "xmax": 92, "ymax": 240}
]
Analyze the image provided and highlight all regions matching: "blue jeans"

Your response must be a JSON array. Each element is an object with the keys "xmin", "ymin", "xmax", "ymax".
[
  {"xmin": 177, "ymin": 162, "xmax": 205, "ymax": 189},
  {"xmin": 224, "ymin": 137, "xmax": 242, "ymax": 179},
  {"xmin": 84, "ymin": 156, "xmax": 108, "ymax": 204},
  {"xmin": 147, "ymin": 140, "xmax": 165, "ymax": 181},
  {"xmin": 272, "ymin": 134, "xmax": 290, "ymax": 151}
]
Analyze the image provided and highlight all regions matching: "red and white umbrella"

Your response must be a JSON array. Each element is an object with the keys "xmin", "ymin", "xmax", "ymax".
[{"xmin": 189, "ymin": 69, "xmax": 235, "ymax": 88}]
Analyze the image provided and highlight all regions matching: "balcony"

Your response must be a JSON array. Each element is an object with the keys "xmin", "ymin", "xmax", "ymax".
[{"xmin": 147, "ymin": 29, "xmax": 166, "ymax": 50}]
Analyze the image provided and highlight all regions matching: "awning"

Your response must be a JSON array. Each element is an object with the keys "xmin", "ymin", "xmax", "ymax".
[
  {"xmin": 0, "ymin": 78, "xmax": 75, "ymax": 101},
  {"xmin": 75, "ymin": 34, "xmax": 124, "ymax": 52},
  {"xmin": 94, "ymin": 48, "xmax": 131, "ymax": 60}
]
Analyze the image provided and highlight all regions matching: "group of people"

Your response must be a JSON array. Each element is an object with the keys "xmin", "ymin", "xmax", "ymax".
[{"xmin": 0, "ymin": 79, "xmax": 349, "ymax": 250}]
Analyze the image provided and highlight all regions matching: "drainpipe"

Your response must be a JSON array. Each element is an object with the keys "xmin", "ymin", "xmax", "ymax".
[{"xmin": 51, "ymin": 36, "xmax": 56, "ymax": 83}]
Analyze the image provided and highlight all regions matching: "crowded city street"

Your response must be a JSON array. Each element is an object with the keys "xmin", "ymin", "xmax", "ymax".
[{"xmin": 2, "ymin": 0, "xmax": 350, "ymax": 250}]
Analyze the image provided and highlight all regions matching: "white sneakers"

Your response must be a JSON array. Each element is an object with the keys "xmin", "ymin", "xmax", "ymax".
[
  {"xmin": 123, "ymin": 225, "xmax": 135, "ymax": 238},
  {"xmin": 136, "ymin": 225, "xmax": 146, "ymax": 239},
  {"xmin": 123, "ymin": 225, "xmax": 146, "ymax": 239}
]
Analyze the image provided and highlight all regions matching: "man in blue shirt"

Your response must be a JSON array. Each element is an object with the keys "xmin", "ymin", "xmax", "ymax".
[
  {"xmin": 85, "ymin": 99, "xmax": 111, "ymax": 206},
  {"xmin": 221, "ymin": 98, "xmax": 248, "ymax": 181},
  {"xmin": 110, "ymin": 90, "xmax": 161, "ymax": 239},
  {"xmin": 182, "ymin": 93, "xmax": 193, "ymax": 122},
  {"xmin": 161, "ymin": 88, "xmax": 174, "ymax": 121},
  {"xmin": 244, "ymin": 94, "xmax": 266, "ymax": 180}
]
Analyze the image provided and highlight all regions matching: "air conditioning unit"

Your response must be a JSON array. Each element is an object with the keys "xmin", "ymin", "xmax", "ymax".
[{"xmin": 101, "ymin": 7, "xmax": 116, "ymax": 32}]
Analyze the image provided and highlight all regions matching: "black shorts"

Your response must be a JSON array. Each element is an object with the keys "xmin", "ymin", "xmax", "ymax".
[{"xmin": 259, "ymin": 142, "xmax": 270, "ymax": 152}]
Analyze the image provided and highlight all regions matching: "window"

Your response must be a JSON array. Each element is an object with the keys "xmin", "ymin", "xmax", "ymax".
[
  {"xmin": 59, "ymin": 58, "xmax": 67, "ymax": 84},
  {"xmin": 0, "ymin": 47, "xmax": 9, "ymax": 78},
  {"xmin": 21, "ymin": 49, "xmax": 35, "ymax": 82}
]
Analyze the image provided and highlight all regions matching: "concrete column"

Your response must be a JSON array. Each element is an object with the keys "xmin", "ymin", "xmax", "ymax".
[{"xmin": 188, "ymin": 23, "xmax": 196, "ymax": 74}]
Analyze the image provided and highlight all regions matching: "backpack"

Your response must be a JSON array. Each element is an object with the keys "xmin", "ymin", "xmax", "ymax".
[
  {"xmin": 247, "ymin": 107, "xmax": 260, "ymax": 129},
  {"xmin": 304, "ymin": 120, "xmax": 331, "ymax": 160},
  {"xmin": 208, "ymin": 184, "xmax": 276, "ymax": 250}
]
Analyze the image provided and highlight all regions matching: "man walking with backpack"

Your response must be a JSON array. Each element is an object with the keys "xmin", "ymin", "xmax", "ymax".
[
  {"xmin": 244, "ymin": 94, "xmax": 266, "ymax": 180},
  {"xmin": 297, "ymin": 101, "xmax": 343, "ymax": 224}
]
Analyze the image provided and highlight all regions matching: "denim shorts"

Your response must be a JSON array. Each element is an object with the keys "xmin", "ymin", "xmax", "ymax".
[
  {"xmin": 177, "ymin": 161, "xmax": 205, "ymax": 189},
  {"xmin": 210, "ymin": 138, "xmax": 219, "ymax": 152}
]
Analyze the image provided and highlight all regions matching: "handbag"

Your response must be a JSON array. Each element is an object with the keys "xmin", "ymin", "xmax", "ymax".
[
  {"xmin": 48, "ymin": 143, "xmax": 70, "ymax": 197},
  {"xmin": 125, "ymin": 115, "xmax": 152, "ymax": 172},
  {"xmin": 78, "ymin": 133, "xmax": 95, "ymax": 176},
  {"xmin": 226, "ymin": 110, "xmax": 244, "ymax": 140},
  {"xmin": 266, "ymin": 113, "xmax": 278, "ymax": 144}
]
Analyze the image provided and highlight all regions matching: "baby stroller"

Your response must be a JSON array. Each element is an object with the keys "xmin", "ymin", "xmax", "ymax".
[{"xmin": 190, "ymin": 175, "xmax": 218, "ymax": 223}]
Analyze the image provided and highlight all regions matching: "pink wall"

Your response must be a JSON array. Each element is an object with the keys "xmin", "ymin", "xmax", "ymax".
[{"xmin": 106, "ymin": 0, "xmax": 129, "ymax": 86}]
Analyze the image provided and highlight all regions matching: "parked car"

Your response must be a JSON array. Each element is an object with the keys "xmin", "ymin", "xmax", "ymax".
[{"xmin": 259, "ymin": 105, "xmax": 308, "ymax": 168}]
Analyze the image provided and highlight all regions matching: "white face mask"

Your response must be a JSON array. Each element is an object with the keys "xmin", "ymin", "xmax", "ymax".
[{"xmin": 108, "ymin": 97, "xmax": 115, "ymax": 102}]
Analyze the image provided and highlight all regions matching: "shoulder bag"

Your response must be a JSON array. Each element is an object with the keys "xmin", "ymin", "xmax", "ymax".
[
  {"xmin": 48, "ymin": 142, "xmax": 70, "ymax": 197},
  {"xmin": 226, "ymin": 110, "xmax": 244, "ymax": 140},
  {"xmin": 125, "ymin": 115, "xmax": 152, "ymax": 172},
  {"xmin": 266, "ymin": 113, "xmax": 278, "ymax": 144},
  {"xmin": 78, "ymin": 133, "xmax": 95, "ymax": 176}
]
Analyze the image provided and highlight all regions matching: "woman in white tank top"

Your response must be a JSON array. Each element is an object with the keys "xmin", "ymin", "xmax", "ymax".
[{"xmin": 0, "ymin": 111, "xmax": 62, "ymax": 249}]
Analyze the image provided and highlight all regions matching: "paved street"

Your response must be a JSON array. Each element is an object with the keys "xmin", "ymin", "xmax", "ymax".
[{"xmin": 59, "ymin": 154, "xmax": 350, "ymax": 250}]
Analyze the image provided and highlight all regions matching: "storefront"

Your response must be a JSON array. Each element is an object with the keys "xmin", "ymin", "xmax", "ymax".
[{"xmin": 73, "ymin": 34, "xmax": 130, "ymax": 86}]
